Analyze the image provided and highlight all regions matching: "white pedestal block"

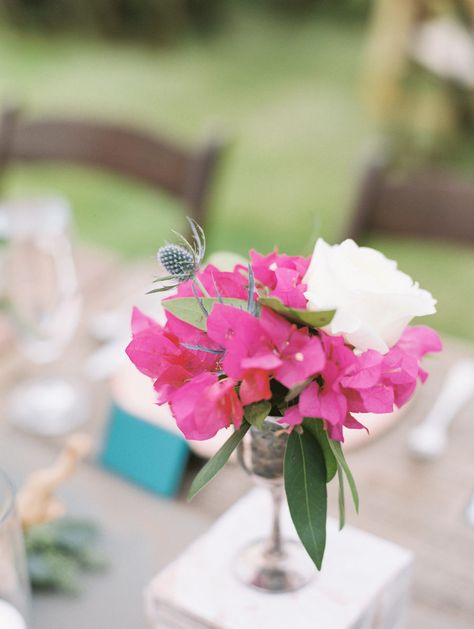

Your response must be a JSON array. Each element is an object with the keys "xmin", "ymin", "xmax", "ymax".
[{"xmin": 145, "ymin": 489, "xmax": 413, "ymax": 629}]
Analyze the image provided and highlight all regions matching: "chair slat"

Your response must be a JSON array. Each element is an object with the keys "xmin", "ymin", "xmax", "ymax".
[
  {"xmin": 0, "ymin": 106, "xmax": 223, "ymax": 231},
  {"xmin": 347, "ymin": 156, "xmax": 474, "ymax": 246},
  {"xmin": 373, "ymin": 173, "xmax": 474, "ymax": 246},
  {"xmin": 12, "ymin": 119, "xmax": 191, "ymax": 196}
]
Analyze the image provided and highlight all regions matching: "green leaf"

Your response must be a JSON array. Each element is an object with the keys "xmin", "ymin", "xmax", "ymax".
[
  {"xmin": 188, "ymin": 422, "xmax": 251, "ymax": 500},
  {"xmin": 284, "ymin": 430, "xmax": 327, "ymax": 570},
  {"xmin": 336, "ymin": 466, "xmax": 345, "ymax": 530},
  {"xmin": 259, "ymin": 296, "xmax": 335, "ymax": 329},
  {"xmin": 302, "ymin": 418, "xmax": 338, "ymax": 482},
  {"xmin": 244, "ymin": 400, "xmax": 271, "ymax": 429},
  {"xmin": 146, "ymin": 285, "xmax": 179, "ymax": 294},
  {"xmin": 28, "ymin": 550, "xmax": 80, "ymax": 594},
  {"xmin": 328, "ymin": 440, "xmax": 359, "ymax": 512},
  {"xmin": 163, "ymin": 297, "xmax": 247, "ymax": 331}
]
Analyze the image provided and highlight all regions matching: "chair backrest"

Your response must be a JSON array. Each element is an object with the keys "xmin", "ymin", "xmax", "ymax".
[
  {"xmin": 0, "ymin": 105, "xmax": 223, "ymax": 230},
  {"xmin": 346, "ymin": 153, "xmax": 474, "ymax": 246}
]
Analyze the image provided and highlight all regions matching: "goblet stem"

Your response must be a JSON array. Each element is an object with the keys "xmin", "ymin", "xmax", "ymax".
[{"xmin": 266, "ymin": 485, "xmax": 283, "ymax": 560}]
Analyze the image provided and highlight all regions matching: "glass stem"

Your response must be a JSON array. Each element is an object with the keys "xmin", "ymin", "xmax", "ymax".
[{"xmin": 267, "ymin": 485, "xmax": 283, "ymax": 559}]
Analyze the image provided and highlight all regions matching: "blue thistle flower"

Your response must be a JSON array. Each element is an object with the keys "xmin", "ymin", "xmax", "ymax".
[
  {"xmin": 149, "ymin": 217, "xmax": 206, "ymax": 294},
  {"xmin": 158, "ymin": 244, "xmax": 197, "ymax": 281}
]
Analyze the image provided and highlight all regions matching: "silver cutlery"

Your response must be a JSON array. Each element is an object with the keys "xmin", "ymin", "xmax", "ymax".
[{"xmin": 408, "ymin": 358, "xmax": 474, "ymax": 460}]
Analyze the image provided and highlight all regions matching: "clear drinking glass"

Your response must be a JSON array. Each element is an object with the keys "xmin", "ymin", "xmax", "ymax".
[
  {"xmin": 3, "ymin": 197, "xmax": 88, "ymax": 435},
  {"xmin": 0, "ymin": 470, "xmax": 31, "ymax": 628},
  {"xmin": 235, "ymin": 418, "xmax": 315, "ymax": 593}
]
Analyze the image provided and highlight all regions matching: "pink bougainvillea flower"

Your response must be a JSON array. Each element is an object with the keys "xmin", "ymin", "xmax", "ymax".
[
  {"xmin": 126, "ymin": 308, "xmax": 183, "ymax": 380},
  {"xmin": 208, "ymin": 304, "xmax": 326, "ymax": 404},
  {"xmin": 297, "ymin": 332, "xmax": 356, "ymax": 440},
  {"xmin": 381, "ymin": 325, "xmax": 442, "ymax": 407},
  {"xmin": 130, "ymin": 306, "xmax": 158, "ymax": 335},
  {"xmin": 175, "ymin": 263, "xmax": 249, "ymax": 300},
  {"xmin": 152, "ymin": 365, "xmax": 194, "ymax": 405},
  {"xmin": 250, "ymin": 249, "xmax": 310, "ymax": 309},
  {"xmin": 340, "ymin": 350, "xmax": 383, "ymax": 390},
  {"xmin": 340, "ymin": 349, "xmax": 394, "ymax": 415},
  {"xmin": 380, "ymin": 348, "xmax": 419, "ymax": 408},
  {"xmin": 259, "ymin": 308, "xmax": 325, "ymax": 389},
  {"xmin": 299, "ymin": 325, "xmax": 442, "ymax": 441},
  {"xmin": 282, "ymin": 403, "xmax": 367, "ymax": 436},
  {"xmin": 298, "ymin": 333, "xmax": 386, "ymax": 441},
  {"xmin": 271, "ymin": 267, "xmax": 308, "ymax": 309},
  {"xmin": 250, "ymin": 249, "xmax": 309, "ymax": 290},
  {"xmin": 126, "ymin": 308, "xmax": 221, "ymax": 405},
  {"xmin": 320, "ymin": 334, "xmax": 394, "ymax": 417},
  {"xmin": 341, "ymin": 325, "xmax": 441, "ymax": 416},
  {"xmin": 207, "ymin": 304, "xmax": 278, "ymax": 379},
  {"xmin": 239, "ymin": 370, "xmax": 273, "ymax": 406},
  {"xmin": 299, "ymin": 372, "xmax": 348, "ymax": 442},
  {"xmin": 395, "ymin": 325, "xmax": 442, "ymax": 382},
  {"xmin": 205, "ymin": 303, "xmax": 258, "ymax": 348},
  {"xmin": 343, "ymin": 414, "xmax": 369, "ymax": 433},
  {"xmin": 165, "ymin": 313, "xmax": 221, "ymax": 363},
  {"xmin": 169, "ymin": 372, "xmax": 243, "ymax": 440},
  {"xmin": 396, "ymin": 325, "xmax": 442, "ymax": 358},
  {"xmin": 207, "ymin": 304, "xmax": 278, "ymax": 405},
  {"xmin": 346, "ymin": 383, "xmax": 394, "ymax": 414},
  {"xmin": 282, "ymin": 405, "xmax": 304, "ymax": 427}
]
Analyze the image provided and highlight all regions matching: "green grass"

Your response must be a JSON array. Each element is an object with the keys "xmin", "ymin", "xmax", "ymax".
[{"xmin": 0, "ymin": 9, "xmax": 472, "ymax": 340}]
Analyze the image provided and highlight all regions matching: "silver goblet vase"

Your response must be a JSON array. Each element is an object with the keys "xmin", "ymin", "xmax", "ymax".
[{"xmin": 235, "ymin": 417, "xmax": 315, "ymax": 593}]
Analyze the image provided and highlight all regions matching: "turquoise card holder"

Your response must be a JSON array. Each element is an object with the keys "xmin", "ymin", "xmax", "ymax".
[{"xmin": 100, "ymin": 402, "xmax": 190, "ymax": 498}]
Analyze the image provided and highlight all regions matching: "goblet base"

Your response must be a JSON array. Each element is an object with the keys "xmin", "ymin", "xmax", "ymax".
[
  {"xmin": 7, "ymin": 376, "xmax": 88, "ymax": 436},
  {"xmin": 234, "ymin": 538, "xmax": 315, "ymax": 593}
]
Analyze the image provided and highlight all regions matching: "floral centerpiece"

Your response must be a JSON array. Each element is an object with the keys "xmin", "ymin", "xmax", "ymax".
[{"xmin": 126, "ymin": 219, "xmax": 441, "ymax": 588}]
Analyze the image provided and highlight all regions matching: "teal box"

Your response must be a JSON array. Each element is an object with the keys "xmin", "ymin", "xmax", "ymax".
[{"xmin": 101, "ymin": 403, "xmax": 190, "ymax": 498}]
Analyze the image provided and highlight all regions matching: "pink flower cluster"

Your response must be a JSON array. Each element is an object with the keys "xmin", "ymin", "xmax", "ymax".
[
  {"xmin": 126, "ymin": 252, "xmax": 442, "ymax": 442},
  {"xmin": 250, "ymin": 250, "xmax": 310, "ymax": 308}
]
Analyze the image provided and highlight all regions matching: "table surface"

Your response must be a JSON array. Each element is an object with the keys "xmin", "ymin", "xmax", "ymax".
[{"xmin": 0, "ymin": 247, "xmax": 473, "ymax": 629}]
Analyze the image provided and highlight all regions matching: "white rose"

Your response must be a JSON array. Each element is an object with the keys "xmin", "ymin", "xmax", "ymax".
[{"xmin": 303, "ymin": 238, "xmax": 437, "ymax": 354}]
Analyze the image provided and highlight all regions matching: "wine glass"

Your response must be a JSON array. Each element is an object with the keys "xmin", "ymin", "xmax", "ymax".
[
  {"xmin": 236, "ymin": 418, "xmax": 315, "ymax": 593},
  {"xmin": 0, "ymin": 469, "xmax": 31, "ymax": 628},
  {"xmin": 2, "ymin": 197, "xmax": 88, "ymax": 435}
]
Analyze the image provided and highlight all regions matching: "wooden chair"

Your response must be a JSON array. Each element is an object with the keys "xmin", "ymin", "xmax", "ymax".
[
  {"xmin": 0, "ymin": 105, "xmax": 223, "ymax": 232},
  {"xmin": 346, "ymin": 153, "xmax": 474, "ymax": 246}
]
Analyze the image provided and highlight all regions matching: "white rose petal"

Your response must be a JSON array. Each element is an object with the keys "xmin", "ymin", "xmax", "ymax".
[{"xmin": 303, "ymin": 238, "xmax": 437, "ymax": 354}]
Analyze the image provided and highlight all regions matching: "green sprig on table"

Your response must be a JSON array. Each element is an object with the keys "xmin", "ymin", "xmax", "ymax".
[{"xmin": 25, "ymin": 518, "xmax": 108, "ymax": 594}]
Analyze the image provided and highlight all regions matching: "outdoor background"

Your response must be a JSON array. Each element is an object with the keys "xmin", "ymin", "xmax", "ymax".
[{"xmin": 0, "ymin": 1, "xmax": 473, "ymax": 340}]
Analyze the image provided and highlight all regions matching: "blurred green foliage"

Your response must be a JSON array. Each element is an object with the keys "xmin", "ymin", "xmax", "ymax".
[
  {"xmin": 0, "ymin": 7, "xmax": 472, "ymax": 341},
  {"xmin": 0, "ymin": 0, "xmax": 370, "ymax": 42},
  {"xmin": 25, "ymin": 518, "xmax": 107, "ymax": 594}
]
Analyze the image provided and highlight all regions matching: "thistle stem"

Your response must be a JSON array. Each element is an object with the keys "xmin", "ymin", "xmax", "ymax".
[{"xmin": 194, "ymin": 276, "xmax": 210, "ymax": 298}]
